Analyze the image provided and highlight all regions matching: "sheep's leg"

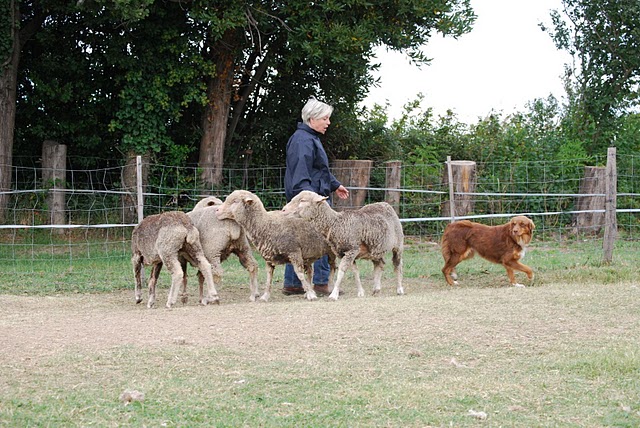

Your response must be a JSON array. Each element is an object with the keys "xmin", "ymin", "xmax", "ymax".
[
  {"xmin": 179, "ymin": 257, "xmax": 189, "ymax": 304},
  {"xmin": 165, "ymin": 258, "xmax": 185, "ymax": 308},
  {"xmin": 371, "ymin": 259, "xmax": 385, "ymax": 295},
  {"xmin": 198, "ymin": 257, "xmax": 223, "ymax": 305},
  {"xmin": 293, "ymin": 263, "xmax": 317, "ymax": 301},
  {"xmin": 327, "ymin": 254, "xmax": 337, "ymax": 291},
  {"xmin": 260, "ymin": 262, "xmax": 276, "ymax": 302},
  {"xmin": 393, "ymin": 248, "xmax": 404, "ymax": 295},
  {"xmin": 147, "ymin": 262, "xmax": 162, "ymax": 309},
  {"xmin": 193, "ymin": 258, "xmax": 219, "ymax": 304},
  {"xmin": 329, "ymin": 251, "xmax": 358, "ymax": 301},
  {"xmin": 305, "ymin": 263, "xmax": 313, "ymax": 287},
  {"xmin": 351, "ymin": 262, "xmax": 365, "ymax": 298},
  {"xmin": 197, "ymin": 271, "xmax": 205, "ymax": 303},
  {"xmin": 132, "ymin": 252, "xmax": 144, "ymax": 304},
  {"xmin": 237, "ymin": 251, "xmax": 260, "ymax": 302},
  {"xmin": 196, "ymin": 255, "xmax": 219, "ymax": 305},
  {"xmin": 287, "ymin": 252, "xmax": 316, "ymax": 301}
]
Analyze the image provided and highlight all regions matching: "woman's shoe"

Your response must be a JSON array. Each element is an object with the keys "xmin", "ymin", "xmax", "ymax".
[
  {"xmin": 282, "ymin": 286, "xmax": 305, "ymax": 295},
  {"xmin": 313, "ymin": 284, "xmax": 330, "ymax": 295}
]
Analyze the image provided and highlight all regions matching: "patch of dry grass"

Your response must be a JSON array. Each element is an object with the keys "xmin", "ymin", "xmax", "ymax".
[
  {"xmin": 1, "ymin": 267, "xmax": 639, "ymax": 426},
  {"xmin": 1, "ymin": 239, "xmax": 640, "ymax": 426}
]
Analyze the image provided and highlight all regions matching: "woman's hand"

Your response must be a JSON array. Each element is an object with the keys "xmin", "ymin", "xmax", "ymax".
[{"xmin": 335, "ymin": 185, "xmax": 349, "ymax": 200}]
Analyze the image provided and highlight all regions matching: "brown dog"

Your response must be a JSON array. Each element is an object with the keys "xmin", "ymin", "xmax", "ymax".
[{"xmin": 441, "ymin": 216, "xmax": 535, "ymax": 287}]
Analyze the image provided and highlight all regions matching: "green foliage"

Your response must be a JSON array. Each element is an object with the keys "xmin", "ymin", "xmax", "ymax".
[
  {"xmin": 222, "ymin": 0, "xmax": 476, "ymax": 167},
  {"xmin": 327, "ymin": 104, "xmax": 401, "ymax": 161},
  {"xmin": 93, "ymin": 0, "xmax": 155, "ymax": 21},
  {"xmin": 0, "ymin": 0, "xmax": 14, "ymax": 68},
  {"xmin": 13, "ymin": 0, "xmax": 476, "ymax": 170},
  {"xmin": 544, "ymin": 0, "xmax": 640, "ymax": 152}
]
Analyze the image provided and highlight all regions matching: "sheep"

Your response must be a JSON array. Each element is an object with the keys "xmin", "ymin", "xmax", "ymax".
[
  {"xmin": 184, "ymin": 196, "xmax": 260, "ymax": 302},
  {"xmin": 215, "ymin": 190, "xmax": 336, "ymax": 301},
  {"xmin": 282, "ymin": 190, "xmax": 404, "ymax": 301},
  {"xmin": 192, "ymin": 196, "xmax": 223, "ymax": 211},
  {"xmin": 131, "ymin": 211, "xmax": 219, "ymax": 308}
]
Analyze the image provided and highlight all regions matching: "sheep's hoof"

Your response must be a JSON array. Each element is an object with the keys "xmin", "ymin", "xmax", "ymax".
[
  {"xmin": 397, "ymin": 288, "xmax": 405, "ymax": 295},
  {"xmin": 305, "ymin": 292, "xmax": 318, "ymax": 301},
  {"xmin": 372, "ymin": 289, "xmax": 381, "ymax": 296},
  {"xmin": 327, "ymin": 293, "xmax": 339, "ymax": 301},
  {"xmin": 135, "ymin": 297, "xmax": 143, "ymax": 304},
  {"xmin": 203, "ymin": 296, "xmax": 220, "ymax": 305},
  {"xmin": 259, "ymin": 293, "xmax": 270, "ymax": 302}
]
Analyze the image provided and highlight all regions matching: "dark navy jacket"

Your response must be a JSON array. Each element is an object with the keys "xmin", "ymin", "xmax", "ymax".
[{"xmin": 284, "ymin": 123, "xmax": 341, "ymax": 202}]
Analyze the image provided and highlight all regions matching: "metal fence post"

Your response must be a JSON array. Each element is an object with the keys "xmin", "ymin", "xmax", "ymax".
[
  {"xmin": 603, "ymin": 147, "xmax": 617, "ymax": 263},
  {"xmin": 446, "ymin": 156, "xmax": 455, "ymax": 222},
  {"xmin": 136, "ymin": 155, "xmax": 144, "ymax": 223}
]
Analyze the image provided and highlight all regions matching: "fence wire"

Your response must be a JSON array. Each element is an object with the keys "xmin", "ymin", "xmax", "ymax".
[{"xmin": 1, "ymin": 155, "xmax": 639, "ymax": 282}]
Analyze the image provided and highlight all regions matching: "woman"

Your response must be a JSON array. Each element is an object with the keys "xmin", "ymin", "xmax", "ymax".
[{"xmin": 282, "ymin": 97, "xmax": 349, "ymax": 295}]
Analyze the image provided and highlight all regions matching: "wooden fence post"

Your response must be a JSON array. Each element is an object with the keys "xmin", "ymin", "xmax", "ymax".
[
  {"xmin": 122, "ymin": 152, "xmax": 149, "ymax": 224},
  {"xmin": 442, "ymin": 159, "xmax": 476, "ymax": 220},
  {"xmin": 42, "ymin": 140, "xmax": 67, "ymax": 233},
  {"xmin": 384, "ymin": 160, "xmax": 402, "ymax": 214},
  {"xmin": 574, "ymin": 166, "xmax": 605, "ymax": 234},
  {"xmin": 332, "ymin": 159, "xmax": 372, "ymax": 210},
  {"xmin": 602, "ymin": 147, "xmax": 617, "ymax": 264}
]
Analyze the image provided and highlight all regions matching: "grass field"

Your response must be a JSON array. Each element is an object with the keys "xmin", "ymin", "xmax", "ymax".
[{"xmin": 1, "ymin": 239, "xmax": 639, "ymax": 427}]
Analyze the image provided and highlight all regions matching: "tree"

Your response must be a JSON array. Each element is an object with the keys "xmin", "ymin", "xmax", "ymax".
[
  {"xmin": 190, "ymin": 0, "xmax": 476, "ymax": 184},
  {"xmin": 544, "ymin": 0, "xmax": 640, "ymax": 153},
  {"xmin": 8, "ymin": 0, "xmax": 476, "ymax": 197},
  {"xmin": 0, "ymin": 0, "xmax": 46, "ymax": 222}
]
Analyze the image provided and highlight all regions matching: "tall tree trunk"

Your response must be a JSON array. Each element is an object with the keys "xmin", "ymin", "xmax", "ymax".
[
  {"xmin": 199, "ymin": 28, "xmax": 239, "ymax": 188},
  {"xmin": 0, "ymin": 1, "xmax": 45, "ymax": 223},
  {"xmin": 225, "ymin": 48, "xmax": 271, "ymax": 149},
  {"xmin": 0, "ymin": 0, "xmax": 20, "ymax": 223}
]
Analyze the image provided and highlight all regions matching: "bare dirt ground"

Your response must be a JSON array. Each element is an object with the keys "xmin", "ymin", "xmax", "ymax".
[
  {"xmin": 2, "ymin": 277, "xmax": 638, "ymax": 366},
  {"xmin": 0, "ymin": 280, "xmax": 435, "ymax": 363}
]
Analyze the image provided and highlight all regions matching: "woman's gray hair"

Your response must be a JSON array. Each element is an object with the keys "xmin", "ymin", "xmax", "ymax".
[{"xmin": 301, "ymin": 97, "xmax": 334, "ymax": 124}]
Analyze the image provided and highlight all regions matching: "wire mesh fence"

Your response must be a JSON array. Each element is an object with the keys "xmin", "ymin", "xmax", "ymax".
[{"xmin": 1, "ymin": 152, "xmax": 639, "ymax": 286}]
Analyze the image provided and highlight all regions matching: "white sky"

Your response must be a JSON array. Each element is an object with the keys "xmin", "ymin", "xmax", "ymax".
[{"xmin": 362, "ymin": 0, "xmax": 573, "ymax": 123}]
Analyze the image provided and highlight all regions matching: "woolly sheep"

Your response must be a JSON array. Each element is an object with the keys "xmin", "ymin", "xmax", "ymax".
[
  {"xmin": 282, "ymin": 190, "xmax": 404, "ymax": 300},
  {"xmin": 215, "ymin": 190, "xmax": 336, "ymax": 301},
  {"xmin": 192, "ymin": 196, "xmax": 223, "ymax": 211},
  {"xmin": 186, "ymin": 196, "xmax": 260, "ymax": 302},
  {"xmin": 131, "ymin": 211, "xmax": 219, "ymax": 308}
]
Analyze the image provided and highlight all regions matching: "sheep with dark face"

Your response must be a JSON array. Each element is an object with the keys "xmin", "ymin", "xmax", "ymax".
[
  {"xmin": 282, "ymin": 190, "xmax": 404, "ymax": 300},
  {"xmin": 215, "ymin": 190, "xmax": 336, "ymax": 301},
  {"xmin": 131, "ymin": 211, "xmax": 219, "ymax": 308},
  {"xmin": 185, "ymin": 196, "xmax": 260, "ymax": 302}
]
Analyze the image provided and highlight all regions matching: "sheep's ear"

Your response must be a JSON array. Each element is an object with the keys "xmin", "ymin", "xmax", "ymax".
[
  {"xmin": 317, "ymin": 196, "xmax": 329, "ymax": 204},
  {"xmin": 244, "ymin": 197, "xmax": 254, "ymax": 206}
]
